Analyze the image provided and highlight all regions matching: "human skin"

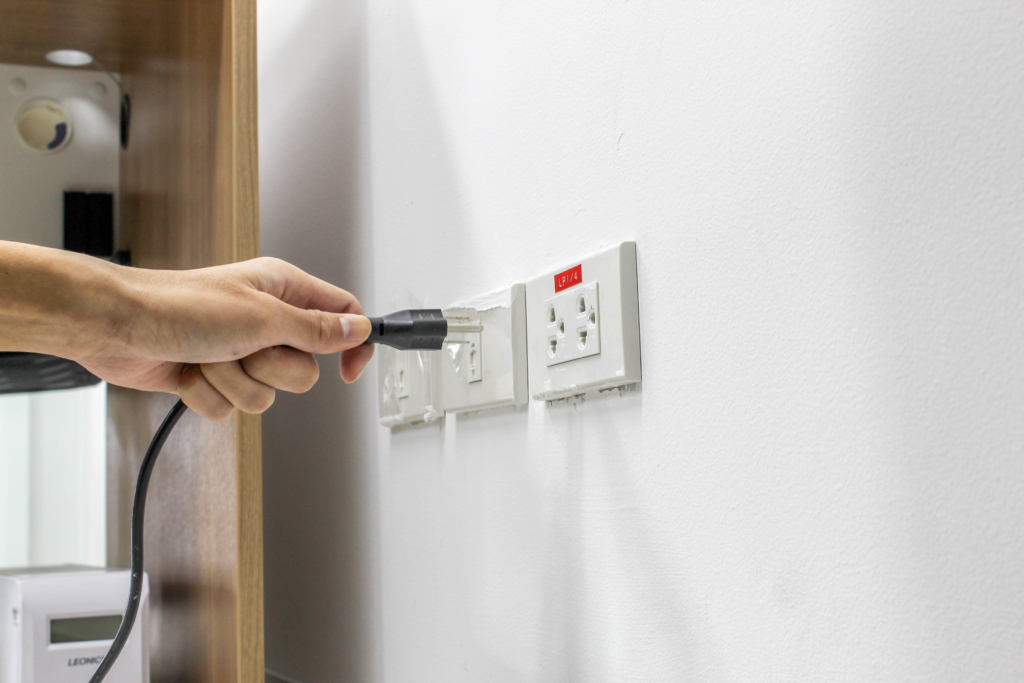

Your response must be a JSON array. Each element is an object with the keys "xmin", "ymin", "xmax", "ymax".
[{"xmin": 0, "ymin": 240, "xmax": 374, "ymax": 419}]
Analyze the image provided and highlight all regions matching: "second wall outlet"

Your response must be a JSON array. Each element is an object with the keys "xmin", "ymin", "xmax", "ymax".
[{"xmin": 441, "ymin": 283, "xmax": 529, "ymax": 414}]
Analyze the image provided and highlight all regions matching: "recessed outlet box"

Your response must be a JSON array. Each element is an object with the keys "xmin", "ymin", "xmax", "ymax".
[
  {"xmin": 441, "ymin": 283, "xmax": 529, "ymax": 414},
  {"xmin": 526, "ymin": 241, "xmax": 641, "ymax": 401},
  {"xmin": 395, "ymin": 351, "xmax": 410, "ymax": 398},
  {"xmin": 446, "ymin": 322, "xmax": 483, "ymax": 383},
  {"xmin": 378, "ymin": 345, "xmax": 444, "ymax": 427}
]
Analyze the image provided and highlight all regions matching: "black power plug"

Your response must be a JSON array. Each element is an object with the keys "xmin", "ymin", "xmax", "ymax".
[{"xmin": 364, "ymin": 309, "xmax": 482, "ymax": 350}]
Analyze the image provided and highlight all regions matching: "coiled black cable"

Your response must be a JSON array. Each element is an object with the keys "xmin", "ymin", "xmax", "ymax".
[{"xmin": 90, "ymin": 399, "xmax": 188, "ymax": 683}]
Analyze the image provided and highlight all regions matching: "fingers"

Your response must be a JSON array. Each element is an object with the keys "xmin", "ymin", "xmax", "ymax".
[
  {"xmin": 341, "ymin": 343, "xmax": 375, "ymax": 383},
  {"xmin": 234, "ymin": 258, "xmax": 374, "ymax": 363},
  {"xmin": 241, "ymin": 346, "xmax": 319, "ymax": 393},
  {"xmin": 177, "ymin": 364, "xmax": 234, "ymax": 420},
  {"xmin": 242, "ymin": 257, "xmax": 365, "ymax": 315},
  {"xmin": 269, "ymin": 306, "xmax": 372, "ymax": 355},
  {"xmin": 178, "ymin": 345, "xmax": 336, "ymax": 420},
  {"xmin": 201, "ymin": 359, "xmax": 276, "ymax": 415}
]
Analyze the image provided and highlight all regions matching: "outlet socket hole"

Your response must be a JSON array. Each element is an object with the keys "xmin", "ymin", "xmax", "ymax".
[
  {"xmin": 588, "ymin": 310, "xmax": 596, "ymax": 327},
  {"xmin": 557, "ymin": 319, "xmax": 564, "ymax": 336},
  {"xmin": 548, "ymin": 306, "xmax": 556, "ymax": 324},
  {"xmin": 548, "ymin": 338, "xmax": 558, "ymax": 357},
  {"xmin": 578, "ymin": 329, "xmax": 588, "ymax": 348},
  {"xmin": 577, "ymin": 296, "xmax": 586, "ymax": 314}
]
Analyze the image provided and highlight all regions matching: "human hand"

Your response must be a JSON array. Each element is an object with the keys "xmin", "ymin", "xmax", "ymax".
[{"xmin": 73, "ymin": 257, "xmax": 374, "ymax": 419}]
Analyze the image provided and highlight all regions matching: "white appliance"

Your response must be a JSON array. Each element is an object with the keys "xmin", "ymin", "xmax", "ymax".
[{"xmin": 0, "ymin": 566, "xmax": 148, "ymax": 683}]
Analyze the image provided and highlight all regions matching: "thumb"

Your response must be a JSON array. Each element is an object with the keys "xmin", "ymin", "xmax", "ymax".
[{"xmin": 273, "ymin": 305, "xmax": 372, "ymax": 354}]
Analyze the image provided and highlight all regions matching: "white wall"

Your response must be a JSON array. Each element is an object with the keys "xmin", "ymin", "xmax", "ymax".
[
  {"xmin": 0, "ymin": 396, "xmax": 30, "ymax": 567},
  {"xmin": 0, "ymin": 385, "xmax": 108, "ymax": 568},
  {"xmin": 260, "ymin": 2, "xmax": 1024, "ymax": 681}
]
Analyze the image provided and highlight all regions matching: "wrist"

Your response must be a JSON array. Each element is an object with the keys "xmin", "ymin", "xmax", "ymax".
[{"xmin": 69, "ymin": 257, "xmax": 141, "ymax": 363}]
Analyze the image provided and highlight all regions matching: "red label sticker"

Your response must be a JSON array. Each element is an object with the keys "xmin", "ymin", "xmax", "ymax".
[{"xmin": 554, "ymin": 264, "xmax": 582, "ymax": 292}]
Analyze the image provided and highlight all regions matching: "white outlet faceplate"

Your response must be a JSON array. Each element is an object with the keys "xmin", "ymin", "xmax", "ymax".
[
  {"xmin": 544, "ymin": 281, "xmax": 601, "ymax": 366},
  {"xmin": 526, "ymin": 241, "xmax": 641, "ymax": 401},
  {"xmin": 378, "ymin": 345, "xmax": 444, "ymax": 427},
  {"xmin": 441, "ymin": 283, "xmax": 529, "ymax": 414}
]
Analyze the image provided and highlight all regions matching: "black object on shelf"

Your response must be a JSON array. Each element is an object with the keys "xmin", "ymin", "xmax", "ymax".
[
  {"xmin": 0, "ymin": 353, "xmax": 101, "ymax": 394},
  {"xmin": 64, "ymin": 191, "xmax": 114, "ymax": 257},
  {"xmin": 121, "ymin": 93, "xmax": 131, "ymax": 149}
]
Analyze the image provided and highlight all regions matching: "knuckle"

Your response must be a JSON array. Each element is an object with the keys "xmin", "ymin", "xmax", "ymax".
[
  {"xmin": 289, "ymin": 354, "xmax": 320, "ymax": 393},
  {"xmin": 307, "ymin": 309, "xmax": 334, "ymax": 348},
  {"xmin": 299, "ymin": 357, "xmax": 320, "ymax": 392},
  {"xmin": 182, "ymin": 387, "xmax": 233, "ymax": 422},
  {"xmin": 255, "ymin": 256, "xmax": 297, "ymax": 281},
  {"xmin": 240, "ymin": 348, "xmax": 319, "ymax": 394},
  {"xmin": 239, "ymin": 386, "xmax": 275, "ymax": 413},
  {"xmin": 240, "ymin": 348, "xmax": 269, "ymax": 377},
  {"xmin": 253, "ymin": 256, "xmax": 284, "ymax": 270}
]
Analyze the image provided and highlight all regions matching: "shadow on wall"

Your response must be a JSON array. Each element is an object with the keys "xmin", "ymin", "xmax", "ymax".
[
  {"xmin": 260, "ymin": 0, "xmax": 478, "ymax": 678},
  {"xmin": 257, "ymin": 0, "xmax": 378, "ymax": 682},
  {"xmin": 366, "ymin": 4, "xmax": 716, "ymax": 681}
]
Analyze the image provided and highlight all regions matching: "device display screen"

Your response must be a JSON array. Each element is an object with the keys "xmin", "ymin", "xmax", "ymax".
[{"xmin": 50, "ymin": 615, "xmax": 123, "ymax": 644}]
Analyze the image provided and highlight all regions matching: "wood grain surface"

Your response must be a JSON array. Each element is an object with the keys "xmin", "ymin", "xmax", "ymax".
[
  {"xmin": 2, "ymin": 1, "xmax": 262, "ymax": 681},
  {"xmin": 0, "ymin": 0, "xmax": 138, "ymax": 70},
  {"xmin": 113, "ymin": 0, "xmax": 263, "ymax": 680}
]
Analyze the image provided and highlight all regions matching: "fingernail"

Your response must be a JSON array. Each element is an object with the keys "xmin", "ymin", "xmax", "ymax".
[{"xmin": 341, "ymin": 314, "xmax": 370, "ymax": 342}]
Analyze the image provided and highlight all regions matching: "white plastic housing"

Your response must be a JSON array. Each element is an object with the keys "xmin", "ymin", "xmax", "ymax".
[
  {"xmin": 378, "ymin": 346, "xmax": 444, "ymax": 427},
  {"xmin": 544, "ymin": 281, "xmax": 602, "ymax": 366},
  {"xmin": 441, "ymin": 284, "xmax": 529, "ymax": 414},
  {"xmin": 526, "ymin": 241, "xmax": 642, "ymax": 400},
  {"xmin": 0, "ymin": 566, "xmax": 149, "ymax": 683}
]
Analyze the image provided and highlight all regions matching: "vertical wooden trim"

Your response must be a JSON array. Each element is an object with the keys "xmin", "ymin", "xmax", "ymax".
[
  {"xmin": 232, "ymin": 0, "xmax": 260, "ymax": 265},
  {"xmin": 229, "ymin": 1, "xmax": 264, "ymax": 682},
  {"xmin": 236, "ymin": 412, "xmax": 264, "ymax": 683},
  {"xmin": 100, "ymin": 0, "xmax": 263, "ymax": 679}
]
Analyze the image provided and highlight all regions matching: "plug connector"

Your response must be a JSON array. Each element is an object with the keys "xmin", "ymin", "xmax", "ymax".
[{"xmin": 364, "ymin": 309, "xmax": 482, "ymax": 350}]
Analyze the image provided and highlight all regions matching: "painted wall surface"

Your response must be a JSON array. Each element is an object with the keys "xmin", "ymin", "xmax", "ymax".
[
  {"xmin": 0, "ymin": 385, "xmax": 107, "ymax": 568},
  {"xmin": 260, "ymin": 2, "xmax": 1024, "ymax": 682}
]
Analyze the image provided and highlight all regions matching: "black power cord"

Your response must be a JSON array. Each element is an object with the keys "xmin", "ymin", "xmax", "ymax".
[
  {"xmin": 90, "ymin": 309, "xmax": 478, "ymax": 681},
  {"xmin": 90, "ymin": 399, "xmax": 188, "ymax": 683}
]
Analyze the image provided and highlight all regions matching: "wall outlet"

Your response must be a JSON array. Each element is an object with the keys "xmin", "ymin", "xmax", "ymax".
[
  {"xmin": 378, "ymin": 345, "xmax": 444, "ymax": 427},
  {"xmin": 444, "ymin": 319, "xmax": 483, "ymax": 383},
  {"xmin": 544, "ymin": 281, "xmax": 601, "ymax": 366},
  {"xmin": 441, "ymin": 283, "xmax": 529, "ymax": 414},
  {"xmin": 526, "ymin": 241, "xmax": 641, "ymax": 401}
]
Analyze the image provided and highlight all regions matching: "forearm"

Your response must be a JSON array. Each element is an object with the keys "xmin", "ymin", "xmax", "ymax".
[{"xmin": 0, "ymin": 241, "xmax": 133, "ymax": 360}]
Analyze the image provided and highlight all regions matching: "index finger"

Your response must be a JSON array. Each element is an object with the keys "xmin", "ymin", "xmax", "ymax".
[{"xmin": 243, "ymin": 257, "xmax": 366, "ymax": 315}]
